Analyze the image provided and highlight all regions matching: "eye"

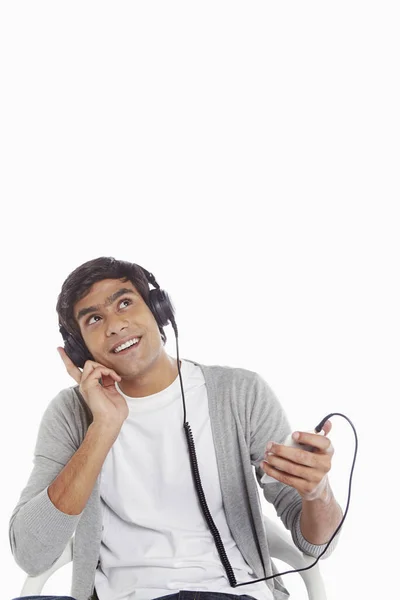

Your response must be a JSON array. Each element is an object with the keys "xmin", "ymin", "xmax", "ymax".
[
  {"xmin": 87, "ymin": 315, "xmax": 101, "ymax": 326},
  {"xmin": 119, "ymin": 298, "xmax": 132, "ymax": 309}
]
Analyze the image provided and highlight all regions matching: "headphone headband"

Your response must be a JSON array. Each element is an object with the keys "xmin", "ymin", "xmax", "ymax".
[{"xmin": 138, "ymin": 266, "xmax": 159, "ymax": 289}]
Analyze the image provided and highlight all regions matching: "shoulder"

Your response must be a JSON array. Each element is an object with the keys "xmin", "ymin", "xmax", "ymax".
[
  {"xmin": 185, "ymin": 358, "xmax": 273, "ymax": 396},
  {"xmin": 45, "ymin": 385, "xmax": 86, "ymax": 415},
  {"xmin": 185, "ymin": 357, "xmax": 258, "ymax": 378},
  {"xmin": 39, "ymin": 385, "xmax": 92, "ymax": 443},
  {"xmin": 187, "ymin": 360, "xmax": 288, "ymax": 437}
]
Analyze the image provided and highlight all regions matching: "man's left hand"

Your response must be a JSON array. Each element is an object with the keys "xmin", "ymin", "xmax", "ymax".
[{"xmin": 262, "ymin": 421, "xmax": 334, "ymax": 502}]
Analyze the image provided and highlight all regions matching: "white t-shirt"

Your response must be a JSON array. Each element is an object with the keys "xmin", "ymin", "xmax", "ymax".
[{"xmin": 94, "ymin": 359, "xmax": 273, "ymax": 600}]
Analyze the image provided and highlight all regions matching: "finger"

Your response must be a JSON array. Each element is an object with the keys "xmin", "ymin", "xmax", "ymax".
[
  {"xmin": 262, "ymin": 462, "xmax": 312, "ymax": 493},
  {"xmin": 80, "ymin": 365, "xmax": 121, "ymax": 389},
  {"xmin": 291, "ymin": 430, "xmax": 333, "ymax": 453},
  {"xmin": 263, "ymin": 454, "xmax": 321, "ymax": 481},
  {"xmin": 100, "ymin": 374, "xmax": 120, "ymax": 389},
  {"xmin": 322, "ymin": 419, "xmax": 332, "ymax": 436},
  {"xmin": 57, "ymin": 347, "xmax": 82, "ymax": 384},
  {"xmin": 266, "ymin": 444, "xmax": 332, "ymax": 470},
  {"xmin": 80, "ymin": 359, "xmax": 119, "ymax": 380},
  {"xmin": 80, "ymin": 359, "xmax": 101, "ymax": 379}
]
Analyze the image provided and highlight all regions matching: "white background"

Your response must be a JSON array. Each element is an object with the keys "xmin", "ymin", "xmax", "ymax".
[{"xmin": 1, "ymin": 2, "xmax": 399, "ymax": 599}]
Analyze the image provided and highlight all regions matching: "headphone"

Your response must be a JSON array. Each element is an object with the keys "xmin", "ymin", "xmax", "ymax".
[{"xmin": 59, "ymin": 265, "xmax": 176, "ymax": 368}]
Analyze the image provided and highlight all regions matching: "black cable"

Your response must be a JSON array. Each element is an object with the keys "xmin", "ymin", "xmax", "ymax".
[
  {"xmin": 172, "ymin": 319, "xmax": 237, "ymax": 586},
  {"xmin": 171, "ymin": 319, "xmax": 358, "ymax": 588}
]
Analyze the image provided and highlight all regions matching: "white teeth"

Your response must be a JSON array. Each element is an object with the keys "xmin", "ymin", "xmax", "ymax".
[{"xmin": 114, "ymin": 338, "xmax": 139, "ymax": 353}]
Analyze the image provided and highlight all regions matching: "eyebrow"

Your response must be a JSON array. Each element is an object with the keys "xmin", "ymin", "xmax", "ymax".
[{"xmin": 76, "ymin": 288, "xmax": 136, "ymax": 323}]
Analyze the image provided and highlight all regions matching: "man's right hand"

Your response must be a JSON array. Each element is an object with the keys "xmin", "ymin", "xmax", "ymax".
[{"xmin": 57, "ymin": 347, "xmax": 129, "ymax": 432}]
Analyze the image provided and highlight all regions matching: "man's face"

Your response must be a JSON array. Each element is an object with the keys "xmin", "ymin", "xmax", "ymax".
[{"xmin": 73, "ymin": 278, "xmax": 164, "ymax": 379}]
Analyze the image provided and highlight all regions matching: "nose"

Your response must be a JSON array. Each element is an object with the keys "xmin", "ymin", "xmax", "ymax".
[{"xmin": 105, "ymin": 313, "xmax": 129, "ymax": 337}]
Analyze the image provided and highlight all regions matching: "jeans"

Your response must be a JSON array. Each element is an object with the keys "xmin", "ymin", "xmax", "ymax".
[
  {"xmin": 12, "ymin": 592, "xmax": 257, "ymax": 600},
  {"xmin": 11, "ymin": 597, "xmax": 76, "ymax": 600}
]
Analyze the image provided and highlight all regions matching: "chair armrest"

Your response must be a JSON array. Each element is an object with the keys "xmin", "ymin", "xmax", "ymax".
[{"xmin": 263, "ymin": 514, "xmax": 327, "ymax": 600}]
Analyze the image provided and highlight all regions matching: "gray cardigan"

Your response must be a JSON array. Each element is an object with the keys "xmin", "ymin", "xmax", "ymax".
[{"xmin": 9, "ymin": 360, "xmax": 335, "ymax": 600}]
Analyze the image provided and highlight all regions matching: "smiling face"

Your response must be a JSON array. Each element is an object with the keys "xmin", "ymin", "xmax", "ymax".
[{"xmin": 73, "ymin": 278, "xmax": 177, "ymax": 396}]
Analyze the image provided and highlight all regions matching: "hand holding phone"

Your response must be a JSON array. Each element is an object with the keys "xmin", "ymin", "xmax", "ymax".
[{"xmin": 57, "ymin": 347, "xmax": 129, "ymax": 432}]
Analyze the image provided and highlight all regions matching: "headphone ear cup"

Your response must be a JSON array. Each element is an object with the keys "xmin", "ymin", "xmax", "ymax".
[
  {"xmin": 148, "ymin": 289, "xmax": 175, "ymax": 328},
  {"xmin": 64, "ymin": 336, "xmax": 92, "ymax": 369},
  {"xmin": 59, "ymin": 325, "xmax": 93, "ymax": 369}
]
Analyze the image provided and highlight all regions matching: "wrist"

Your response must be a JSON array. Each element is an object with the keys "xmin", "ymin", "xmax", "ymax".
[
  {"xmin": 89, "ymin": 419, "xmax": 122, "ymax": 442},
  {"xmin": 302, "ymin": 477, "xmax": 333, "ymax": 505}
]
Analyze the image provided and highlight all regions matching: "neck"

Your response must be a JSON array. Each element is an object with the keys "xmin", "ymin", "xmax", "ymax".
[{"xmin": 118, "ymin": 354, "xmax": 180, "ymax": 397}]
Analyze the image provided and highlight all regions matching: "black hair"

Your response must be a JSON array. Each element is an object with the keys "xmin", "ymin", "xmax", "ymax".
[{"xmin": 56, "ymin": 256, "xmax": 167, "ymax": 345}]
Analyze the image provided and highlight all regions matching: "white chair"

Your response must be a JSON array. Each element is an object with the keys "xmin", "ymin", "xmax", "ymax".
[
  {"xmin": 263, "ymin": 515, "xmax": 327, "ymax": 600},
  {"xmin": 20, "ymin": 515, "xmax": 326, "ymax": 599}
]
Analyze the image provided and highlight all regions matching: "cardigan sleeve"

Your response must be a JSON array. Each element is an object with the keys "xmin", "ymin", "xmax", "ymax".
[
  {"xmin": 249, "ymin": 373, "xmax": 339, "ymax": 559},
  {"xmin": 9, "ymin": 388, "xmax": 85, "ymax": 575}
]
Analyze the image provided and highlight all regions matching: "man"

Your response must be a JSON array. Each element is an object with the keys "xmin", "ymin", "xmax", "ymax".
[{"xmin": 9, "ymin": 257, "xmax": 342, "ymax": 600}]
